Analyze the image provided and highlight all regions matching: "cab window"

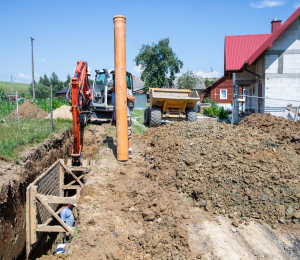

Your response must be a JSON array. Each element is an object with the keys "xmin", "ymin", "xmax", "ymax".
[
  {"xmin": 95, "ymin": 74, "xmax": 106, "ymax": 90},
  {"xmin": 126, "ymin": 75, "xmax": 131, "ymax": 90}
]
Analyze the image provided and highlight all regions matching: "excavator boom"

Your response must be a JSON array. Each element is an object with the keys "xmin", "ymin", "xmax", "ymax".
[{"xmin": 70, "ymin": 61, "xmax": 92, "ymax": 166}]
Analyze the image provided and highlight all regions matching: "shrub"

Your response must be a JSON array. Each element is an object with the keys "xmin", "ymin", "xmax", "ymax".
[{"xmin": 203, "ymin": 97, "xmax": 229, "ymax": 119}]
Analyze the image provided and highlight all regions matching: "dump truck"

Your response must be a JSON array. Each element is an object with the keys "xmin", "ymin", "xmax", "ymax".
[{"xmin": 144, "ymin": 88, "xmax": 200, "ymax": 127}]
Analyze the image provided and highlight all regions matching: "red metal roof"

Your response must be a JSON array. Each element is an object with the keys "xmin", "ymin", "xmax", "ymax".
[
  {"xmin": 225, "ymin": 7, "xmax": 300, "ymax": 72},
  {"xmin": 225, "ymin": 34, "xmax": 271, "ymax": 71}
]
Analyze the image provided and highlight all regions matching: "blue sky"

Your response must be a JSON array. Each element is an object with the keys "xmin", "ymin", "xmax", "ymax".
[{"xmin": 0, "ymin": 0, "xmax": 299, "ymax": 83}]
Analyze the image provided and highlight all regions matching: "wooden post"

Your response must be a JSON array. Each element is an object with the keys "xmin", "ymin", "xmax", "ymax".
[
  {"xmin": 59, "ymin": 160, "xmax": 64, "ymax": 197},
  {"xmin": 16, "ymin": 91, "xmax": 19, "ymax": 122},
  {"xmin": 50, "ymin": 84, "xmax": 53, "ymax": 133},
  {"xmin": 30, "ymin": 186, "xmax": 37, "ymax": 244}
]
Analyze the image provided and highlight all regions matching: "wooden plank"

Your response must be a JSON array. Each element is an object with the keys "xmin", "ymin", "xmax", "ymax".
[
  {"xmin": 25, "ymin": 187, "xmax": 31, "ymax": 258},
  {"xmin": 286, "ymin": 106, "xmax": 300, "ymax": 116},
  {"xmin": 65, "ymin": 174, "xmax": 85, "ymax": 187},
  {"xmin": 36, "ymin": 225, "xmax": 72, "ymax": 232},
  {"xmin": 61, "ymin": 162, "xmax": 83, "ymax": 187},
  {"xmin": 36, "ymin": 194, "xmax": 73, "ymax": 233},
  {"xmin": 38, "ymin": 194, "xmax": 77, "ymax": 204},
  {"xmin": 29, "ymin": 185, "xmax": 37, "ymax": 244},
  {"xmin": 63, "ymin": 185, "xmax": 81, "ymax": 190},
  {"xmin": 59, "ymin": 161, "xmax": 64, "ymax": 197},
  {"xmin": 42, "ymin": 206, "xmax": 65, "ymax": 227}
]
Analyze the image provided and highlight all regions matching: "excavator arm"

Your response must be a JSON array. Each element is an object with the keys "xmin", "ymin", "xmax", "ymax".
[{"xmin": 70, "ymin": 61, "xmax": 92, "ymax": 166}]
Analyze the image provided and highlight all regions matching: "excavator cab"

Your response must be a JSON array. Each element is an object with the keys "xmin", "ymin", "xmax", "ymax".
[{"xmin": 91, "ymin": 70, "xmax": 134, "ymax": 118}]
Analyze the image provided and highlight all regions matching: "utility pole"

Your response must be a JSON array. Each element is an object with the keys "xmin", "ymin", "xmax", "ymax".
[
  {"xmin": 30, "ymin": 37, "xmax": 35, "ymax": 101},
  {"xmin": 11, "ymin": 74, "xmax": 13, "ymax": 94},
  {"xmin": 211, "ymin": 67, "xmax": 213, "ymax": 80}
]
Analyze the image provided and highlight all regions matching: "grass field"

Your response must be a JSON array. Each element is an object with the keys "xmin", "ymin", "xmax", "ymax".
[
  {"xmin": 0, "ymin": 118, "xmax": 72, "ymax": 160},
  {"xmin": 0, "ymin": 81, "xmax": 31, "ymax": 97},
  {"xmin": 130, "ymin": 109, "xmax": 147, "ymax": 134}
]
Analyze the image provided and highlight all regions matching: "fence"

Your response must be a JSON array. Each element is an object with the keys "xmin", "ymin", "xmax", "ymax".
[
  {"xmin": 0, "ymin": 83, "xmax": 71, "ymax": 159},
  {"xmin": 232, "ymin": 94, "xmax": 300, "ymax": 123}
]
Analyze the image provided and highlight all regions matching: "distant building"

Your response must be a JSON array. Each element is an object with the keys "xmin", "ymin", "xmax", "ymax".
[{"xmin": 56, "ymin": 87, "xmax": 69, "ymax": 99}]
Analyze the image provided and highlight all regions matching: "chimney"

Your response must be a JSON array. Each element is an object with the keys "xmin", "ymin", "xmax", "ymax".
[{"xmin": 271, "ymin": 18, "xmax": 281, "ymax": 33}]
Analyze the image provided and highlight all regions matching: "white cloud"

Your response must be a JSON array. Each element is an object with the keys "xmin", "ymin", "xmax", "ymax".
[
  {"xmin": 41, "ymin": 58, "xmax": 51, "ymax": 64},
  {"xmin": 132, "ymin": 65, "xmax": 142, "ymax": 76},
  {"xmin": 295, "ymin": 2, "xmax": 300, "ymax": 8},
  {"xmin": 195, "ymin": 70, "xmax": 221, "ymax": 79},
  {"xmin": 18, "ymin": 73, "xmax": 31, "ymax": 79},
  {"xmin": 250, "ymin": 0, "xmax": 285, "ymax": 8},
  {"xmin": 18, "ymin": 72, "xmax": 40, "ymax": 79}
]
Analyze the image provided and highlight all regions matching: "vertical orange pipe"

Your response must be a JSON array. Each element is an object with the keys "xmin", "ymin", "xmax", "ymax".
[{"xmin": 114, "ymin": 15, "xmax": 129, "ymax": 161}]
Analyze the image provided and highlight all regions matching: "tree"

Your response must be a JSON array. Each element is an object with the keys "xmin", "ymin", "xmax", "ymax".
[
  {"xmin": 42, "ymin": 74, "xmax": 50, "ymax": 86},
  {"xmin": 28, "ymin": 83, "xmax": 50, "ymax": 98},
  {"xmin": 50, "ymin": 72, "xmax": 63, "ymax": 95},
  {"xmin": 64, "ymin": 74, "xmax": 71, "ymax": 88},
  {"xmin": 204, "ymin": 78, "xmax": 212, "ymax": 87},
  {"xmin": 135, "ymin": 38, "xmax": 183, "ymax": 90},
  {"xmin": 177, "ymin": 70, "xmax": 200, "ymax": 90}
]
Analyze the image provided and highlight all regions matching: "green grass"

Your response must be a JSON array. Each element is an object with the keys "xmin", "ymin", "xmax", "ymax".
[
  {"xmin": 0, "ymin": 100, "xmax": 17, "ymax": 119},
  {"xmin": 130, "ymin": 109, "xmax": 144, "ymax": 118},
  {"xmin": 0, "ymin": 118, "xmax": 72, "ymax": 160},
  {"xmin": 0, "ymin": 81, "xmax": 31, "ymax": 96},
  {"xmin": 130, "ymin": 109, "xmax": 148, "ymax": 134}
]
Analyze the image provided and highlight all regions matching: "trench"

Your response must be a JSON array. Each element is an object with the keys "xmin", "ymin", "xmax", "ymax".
[{"xmin": 0, "ymin": 130, "xmax": 73, "ymax": 260}]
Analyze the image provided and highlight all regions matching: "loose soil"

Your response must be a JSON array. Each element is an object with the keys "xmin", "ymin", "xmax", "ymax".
[
  {"xmin": 239, "ymin": 113, "xmax": 300, "ymax": 154},
  {"xmin": 6, "ymin": 99, "xmax": 49, "ymax": 120},
  {"xmin": 38, "ymin": 119, "xmax": 300, "ymax": 260},
  {"xmin": 45, "ymin": 105, "xmax": 72, "ymax": 120},
  {"xmin": 138, "ymin": 121, "xmax": 300, "ymax": 225}
]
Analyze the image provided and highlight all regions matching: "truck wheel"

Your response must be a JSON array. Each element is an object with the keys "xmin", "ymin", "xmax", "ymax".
[
  {"xmin": 144, "ymin": 107, "xmax": 150, "ymax": 125},
  {"xmin": 187, "ymin": 109, "xmax": 197, "ymax": 122},
  {"xmin": 150, "ymin": 107, "xmax": 161, "ymax": 127}
]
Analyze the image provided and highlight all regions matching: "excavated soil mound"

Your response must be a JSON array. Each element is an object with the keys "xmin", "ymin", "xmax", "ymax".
[
  {"xmin": 239, "ymin": 113, "xmax": 300, "ymax": 154},
  {"xmin": 45, "ymin": 105, "xmax": 72, "ymax": 120},
  {"xmin": 6, "ymin": 99, "xmax": 48, "ymax": 120},
  {"xmin": 137, "ymin": 121, "xmax": 300, "ymax": 225}
]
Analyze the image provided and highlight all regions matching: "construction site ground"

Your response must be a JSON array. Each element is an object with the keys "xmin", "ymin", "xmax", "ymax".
[
  {"xmin": 1, "ymin": 112, "xmax": 300, "ymax": 259},
  {"xmin": 39, "ymin": 116, "xmax": 300, "ymax": 260}
]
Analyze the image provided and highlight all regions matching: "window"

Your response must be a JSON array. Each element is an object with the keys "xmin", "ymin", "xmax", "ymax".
[{"xmin": 220, "ymin": 89, "xmax": 227, "ymax": 99}]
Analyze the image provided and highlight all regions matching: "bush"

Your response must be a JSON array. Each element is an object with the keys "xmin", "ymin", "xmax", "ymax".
[{"xmin": 203, "ymin": 97, "xmax": 229, "ymax": 119}]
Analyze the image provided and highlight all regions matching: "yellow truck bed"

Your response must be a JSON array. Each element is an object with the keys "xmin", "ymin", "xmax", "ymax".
[
  {"xmin": 149, "ymin": 88, "xmax": 199, "ymax": 118},
  {"xmin": 144, "ymin": 88, "xmax": 200, "ymax": 127}
]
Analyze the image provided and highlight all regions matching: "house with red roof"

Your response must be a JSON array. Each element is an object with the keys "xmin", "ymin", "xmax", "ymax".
[
  {"xmin": 225, "ymin": 7, "xmax": 300, "ymax": 123},
  {"xmin": 201, "ymin": 75, "xmax": 248, "ymax": 111}
]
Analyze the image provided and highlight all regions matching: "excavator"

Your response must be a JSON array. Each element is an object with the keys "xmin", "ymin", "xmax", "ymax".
[{"xmin": 67, "ymin": 61, "xmax": 134, "ymax": 166}]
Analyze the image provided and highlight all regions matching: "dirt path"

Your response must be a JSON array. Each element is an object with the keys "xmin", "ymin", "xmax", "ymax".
[{"xmin": 40, "ymin": 122, "xmax": 300, "ymax": 260}]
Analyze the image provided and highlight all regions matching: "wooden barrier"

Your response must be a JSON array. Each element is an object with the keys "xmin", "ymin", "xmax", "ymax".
[{"xmin": 26, "ymin": 159, "xmax": 86, "ymax": 258}]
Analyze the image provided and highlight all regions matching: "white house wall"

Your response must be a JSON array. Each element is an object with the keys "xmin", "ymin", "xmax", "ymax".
[{"xmin": 264, "ymin": 17, "xmax": 300, "ymax": 118}]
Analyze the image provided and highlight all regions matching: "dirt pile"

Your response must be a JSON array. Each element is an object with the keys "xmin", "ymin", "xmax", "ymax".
[
  {"xmin": 45, "ymin": 105, "xmax": 72, "ymax": 120},
  {"xmin": 240, "ymin": 113, "xmax": 300, "ymax": 154},
  {"xmin": 138, "ymin": 121, "xmax": 300, "ymax": 225},
  {"xmin": 6, "ymin": 99, "xmax": 48, "ymax": 120}
]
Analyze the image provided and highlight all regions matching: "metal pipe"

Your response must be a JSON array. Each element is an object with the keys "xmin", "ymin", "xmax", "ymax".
[{"xmin": 114, "ymin": 15, "xmax": 128, "ymax": 161}]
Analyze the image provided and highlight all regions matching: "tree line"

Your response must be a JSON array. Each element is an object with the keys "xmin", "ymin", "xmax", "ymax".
[{"xmin": 28, "ymin": 72, "xmax": 71, "ymax": 98}]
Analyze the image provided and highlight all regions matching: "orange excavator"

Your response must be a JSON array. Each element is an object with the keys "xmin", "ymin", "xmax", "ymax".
[
  {"xmin": 67, "ymin": 61, "xmax": 134, "ymax": 166},
  {"xmin": 69, "ymin": 61, "xmax": 92, "ymax": 166}
]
